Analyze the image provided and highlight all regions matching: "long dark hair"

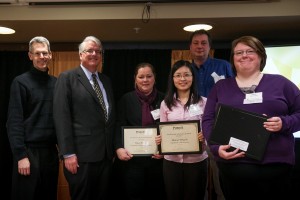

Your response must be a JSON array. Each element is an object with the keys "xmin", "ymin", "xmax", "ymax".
[{"xmin": 164, "ymin": 60, "xmax": 201, "ymax": 110}]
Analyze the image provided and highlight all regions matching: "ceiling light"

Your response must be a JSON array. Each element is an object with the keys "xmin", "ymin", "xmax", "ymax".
[
  {"xmin": 0, "ymin": 26, "xmax": 15, "ymax": 34},
  {"xmin": 183, "ymin": 24, "xmax": 213, "ymax": 32}
]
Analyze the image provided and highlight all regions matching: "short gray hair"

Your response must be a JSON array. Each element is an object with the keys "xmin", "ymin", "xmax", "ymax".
[
  {"xmin": 29, "ymin": 36, "xmax": 51, "ymax": 52},
  {"xmin": 78, "ymin": 36, "xmax": 102, "ymax": 53}
]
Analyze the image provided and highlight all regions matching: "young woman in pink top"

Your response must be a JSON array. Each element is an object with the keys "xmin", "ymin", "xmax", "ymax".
[{"xmin": 156, "ymin": 60, "xmax": 208, "ymax": 200}]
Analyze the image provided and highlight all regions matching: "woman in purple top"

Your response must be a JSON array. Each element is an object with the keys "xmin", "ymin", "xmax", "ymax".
[
  {"xmin": 156, "ymin": 60, "xmax": 208, "ymax": 200},
  {"xmin": 202, "ymin": 36, "xmax": 300, "ymax": 200}
]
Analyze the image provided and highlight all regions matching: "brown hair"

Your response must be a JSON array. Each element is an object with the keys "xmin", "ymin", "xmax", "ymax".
[{"xmin": 230, "ymin": 36, "xmax": 267, "ymax": 75}]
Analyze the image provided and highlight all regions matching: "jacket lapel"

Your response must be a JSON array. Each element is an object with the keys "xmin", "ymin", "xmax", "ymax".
[{"xmin": 76, "ymin": 67, "xmax": 101, "ymax": 106}]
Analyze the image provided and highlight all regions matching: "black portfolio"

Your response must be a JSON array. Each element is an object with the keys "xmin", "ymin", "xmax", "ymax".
[{"xmin": 209, "ymin": 104, "xmax": 270, "ymax": 161}]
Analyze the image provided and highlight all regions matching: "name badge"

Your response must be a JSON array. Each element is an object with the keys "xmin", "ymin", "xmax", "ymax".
[
  {"xmin": 211, "ymin": 72, "xmax": 225, "ymax": 83},
  {"xmin": 243, "ymin": 92, "xmax": 263, "ymax": 104},
  {"xmin": 188, "ymin": 104, "xmax": 202, "ymax": 117},
  {"xmin": 151, "ymin": 109, "xmax": 160, "ymax": 120}
]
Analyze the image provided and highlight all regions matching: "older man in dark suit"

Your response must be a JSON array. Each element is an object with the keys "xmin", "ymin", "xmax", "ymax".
[{"xmin": 53, "ymin": 36, "xmax": 115, "ymax": 200}]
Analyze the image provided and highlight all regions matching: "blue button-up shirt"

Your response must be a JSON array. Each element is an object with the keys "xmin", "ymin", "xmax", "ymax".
[{"xmin": 192, "ymin": 57, "xmax": 233, "ymax": 97}]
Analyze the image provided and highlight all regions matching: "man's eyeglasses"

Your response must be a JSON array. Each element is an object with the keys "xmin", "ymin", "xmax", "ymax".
[
  {"xmin": 234, "ymin": 49, "xmax": 256, "ymax": 57},
  {"xmin": 83, "ymin": 49, "xmax": 102, "ymax": 55},
  {"xmin": 31, "ymin": 52, "xmax": 50, "ymax": 57},
  {"xmin": 173, "ymin": 73, "xmax": 193, "ymax": 79}
]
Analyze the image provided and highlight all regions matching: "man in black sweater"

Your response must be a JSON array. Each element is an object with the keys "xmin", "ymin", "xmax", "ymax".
[{"xmin": 6, "ymin": 36, "xmax": 59, "ymax": 200}]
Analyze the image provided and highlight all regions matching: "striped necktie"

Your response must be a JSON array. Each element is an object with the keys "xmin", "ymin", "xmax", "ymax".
[{"xmin": 92, "ymin": 73, "xmax": 108, "ymax": 121}]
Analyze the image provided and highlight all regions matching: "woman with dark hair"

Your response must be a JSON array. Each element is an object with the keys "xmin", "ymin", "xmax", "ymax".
[
  {"xmin": 114, "ymin": 62, "xmax": 165, "ymax": 200},
  {"xmin": 156, "ymin": 60, "xmax": 208, "ymax": 200},
  {"xmin": 202, "ymin": 36, "xmax": 300, "ymax": 200}
]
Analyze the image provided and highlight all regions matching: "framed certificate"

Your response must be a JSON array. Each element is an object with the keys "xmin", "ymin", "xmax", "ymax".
[
  {"xmin": 158, "ymin": 120, "xmax": 202, "ymax": 154},
  {"xmin": 122, "ymin": 126, "xmax": 158, "ymax": 156}
]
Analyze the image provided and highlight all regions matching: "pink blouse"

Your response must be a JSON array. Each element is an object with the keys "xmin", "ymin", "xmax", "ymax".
[{"xmin": 160, "ymin": 96, "xmax": 208, "ymax": 163}]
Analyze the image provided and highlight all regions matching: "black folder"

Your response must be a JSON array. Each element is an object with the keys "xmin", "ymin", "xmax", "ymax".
[{"xmin": 209, "ymin": 104, "xmax": 270, "ymax": 161}]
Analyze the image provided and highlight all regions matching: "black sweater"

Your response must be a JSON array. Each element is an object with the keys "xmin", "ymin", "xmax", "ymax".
[{"xmin": 6, "ymin": 66, "xmax": 57, "ymax": 160}]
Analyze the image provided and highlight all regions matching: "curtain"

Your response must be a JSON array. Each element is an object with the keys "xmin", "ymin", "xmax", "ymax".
[
  {"xmin": 171, "ymin": 50, "xmax": 192, "ymax": 66},
  {"xmin": 103, "ymin": 49, "xmax": 171, "ymax": 101},
  {"xmin": 171, "ymin": 49, "xmax": 216, "ymax": 66},
  {"xmin": 214, "ymin": 49, "xmax": 230, "ymax": 61},
  {"xmin": 0, "ymin": 51, "xmax": 31, "ymax": 199}
]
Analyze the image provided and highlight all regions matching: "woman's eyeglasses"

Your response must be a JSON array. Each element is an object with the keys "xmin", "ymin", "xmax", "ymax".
[
  {"xmin": 173, "ymin": 73, "xmax": 193, "ymax": 79},
  {"xmin": 234, "ymin": 49, "xmax": 256, "ymax": 57}
]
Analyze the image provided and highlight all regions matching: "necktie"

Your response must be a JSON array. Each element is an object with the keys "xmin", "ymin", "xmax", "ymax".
[{"xmin": 92, "ymin": 73, "xmax": 108, "ymax": 121}]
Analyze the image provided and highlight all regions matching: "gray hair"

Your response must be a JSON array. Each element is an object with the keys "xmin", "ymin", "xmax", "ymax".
[
  {"xmin": 29, "ymin": 36, "xmax": 51, "ymax": 52},
  {"xmin": 78, "ymin": 36, "xmax": 102, "ymax": 53}
]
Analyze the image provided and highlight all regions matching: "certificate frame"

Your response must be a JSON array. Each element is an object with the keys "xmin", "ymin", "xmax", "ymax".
[
  {"xmin": 158, "ymin": 120, "xmax": 202, "ymax": 155},
  {"xmin": 122, "ymin": 126, "xmax": 158, "ymax": 156}
]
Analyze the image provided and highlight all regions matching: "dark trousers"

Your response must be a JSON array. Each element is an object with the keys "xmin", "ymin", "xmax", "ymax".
[
  {"xmin": 163, "ymin": 159, "xmax": 208, "ymax": 200},
  {"xmin": 218, "ymin": 162, "xmax": 293, "ymax": 200},
  {"xmin": 64, "ymin": 159, "xmax": 112, "ymax": 200},
  {"xmin": 11, "ymin": 146, "xmax": 59, "ymax": 200},
  {"xmin": 111, "ymin": 157, "xmax": 166, "ymax": 200}
]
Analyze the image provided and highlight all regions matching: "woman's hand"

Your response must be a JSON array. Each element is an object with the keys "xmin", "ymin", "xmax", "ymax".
[
  {"xmin": 264, "ymin": 116, "xmax": 282, "ymax": 132},
  {"xmin": 116, "ymin": 148, "xmax": 133, "ymax": 161},
  {"xmin": 198, "ymin": 132, "xmax": 207, "ymax": 150},
  {"xmin": 152, "ymin": 135, "xmax": 164, "ymax": 159},
  {"xmin": 218, "ymin": 145, "xmax": 245, "ymax": 160},
  {"xmin": 155, "ymin": 135, "xmax": 162, "ymax": 145},
  {"xmin": 152, "ymin": 152, "xmax": 163, "ymax": 159},
  {"xmin": 198, "ymin": 132, "xmax": 204, "ymax": 142}
]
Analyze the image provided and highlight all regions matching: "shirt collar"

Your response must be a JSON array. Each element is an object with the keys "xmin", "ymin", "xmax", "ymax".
[
  {"xmin": 80, "ymin": 65, "xmax": 98, "ymax": 80},
  {"xmin": 192, "ymin": 56, "xmax": 212, "ymax": 69}
]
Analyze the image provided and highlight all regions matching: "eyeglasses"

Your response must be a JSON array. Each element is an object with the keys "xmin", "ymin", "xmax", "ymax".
[
  {"xmin": 83, "ymin": 49, "xmax": 102, "ymax": 55},
  {"xmin": 31, "ymin": 52, "xmax": 50, "ymax": 57},
  {"xmin": 173, "ymin": 73, "xmax": 193, "ymax": 79},
  {"xmin": 234, "ymin": 49, "xmax": 256, "ymax": 57}
]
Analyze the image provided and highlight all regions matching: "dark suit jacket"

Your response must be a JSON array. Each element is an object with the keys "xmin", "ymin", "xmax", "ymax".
[{"xmin": 53, "ymin": 66, "xmax": 115, "ymax": 162}]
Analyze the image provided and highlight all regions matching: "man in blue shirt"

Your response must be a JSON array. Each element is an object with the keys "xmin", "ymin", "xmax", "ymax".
[
  {"xmin": 190, "ymin": 29, "xmax": 233, "ymax": 97},
  {"xmin": 189, "ymin": 29, "xmax": 233, "ymax": 200}
]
